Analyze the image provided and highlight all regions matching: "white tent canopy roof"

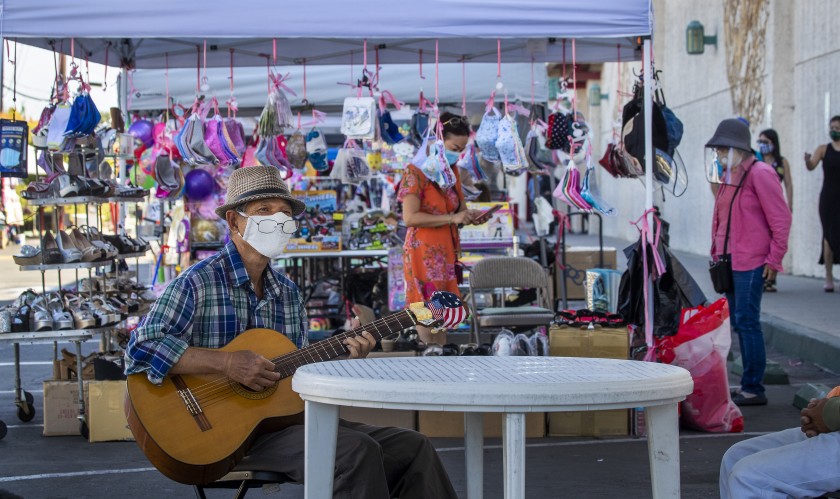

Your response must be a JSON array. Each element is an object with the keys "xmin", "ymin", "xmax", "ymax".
[
  {"xmin": 3, "ymin": 0, "xmax": 651, "ymax": 68},
  {"xmin": 127, "ymin": 63, "xmax": 549, "ymax": 111}
]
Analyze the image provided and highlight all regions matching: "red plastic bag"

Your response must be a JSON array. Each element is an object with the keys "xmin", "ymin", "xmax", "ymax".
[{"xmin": 656, "ymin": 298, "xmax": 744, "ymax": 433}]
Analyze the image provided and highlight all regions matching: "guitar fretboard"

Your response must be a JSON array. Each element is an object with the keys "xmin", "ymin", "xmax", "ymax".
[{"xmin": 272, "ymin": 310, "xmax": 417, "ymax": 378}]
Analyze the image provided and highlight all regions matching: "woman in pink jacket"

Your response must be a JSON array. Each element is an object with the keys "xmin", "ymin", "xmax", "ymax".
[{"xmin": 707, "ymin": 119, "xmax": 792, "ymax": 406}]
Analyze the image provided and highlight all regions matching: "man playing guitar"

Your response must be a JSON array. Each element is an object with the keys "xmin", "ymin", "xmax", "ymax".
[{"xmin": 125, "ymin": 165, "xmax": 458, "ymax": 498}]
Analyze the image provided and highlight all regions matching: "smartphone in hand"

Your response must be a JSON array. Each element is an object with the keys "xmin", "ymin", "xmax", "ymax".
[{"xmin": 474, "ymin": 204, "xmax": 503, "ymax": 224}]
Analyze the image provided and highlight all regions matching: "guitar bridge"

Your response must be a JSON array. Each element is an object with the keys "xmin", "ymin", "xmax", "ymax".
[
  {"xmin": 178, "ymin": 388, "xmax": 202, "ymax": 416},
  {"xmin": 172, "ymin": 375, "xmax": 212, "ymax": 432}
]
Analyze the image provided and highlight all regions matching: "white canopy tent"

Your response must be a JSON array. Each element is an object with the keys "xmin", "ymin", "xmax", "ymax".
[
  {"xmin": 126, "ymin": 63, "xmax": 549, "ymax": 111},
  {"xmin": 2, "ymin": 0, "xmax": 649, "ymax": 68},
  {"xmin": 1, "ymin": 1, "xmax": 662, "ymax": 495},
  {"xmin": 0, "ymin": 0, "xmax": 656, "ymax": 244}
]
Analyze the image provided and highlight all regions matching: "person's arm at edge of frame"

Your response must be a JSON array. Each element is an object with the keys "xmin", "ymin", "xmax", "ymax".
[
  {"xmin": 800, "ymin": 386, "xmax": 840, "ymax": 437},
  {"xmin": 804, "ymin": 144, "xmax": 825, "ymax": 171}
]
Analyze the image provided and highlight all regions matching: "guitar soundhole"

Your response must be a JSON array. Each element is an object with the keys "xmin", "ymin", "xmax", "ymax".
[{"xmin": 229, "ymin": 380, "xmax": 279, "ymax": 400}]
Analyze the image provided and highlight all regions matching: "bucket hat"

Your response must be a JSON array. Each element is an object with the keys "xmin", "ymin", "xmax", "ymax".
[
  {"xmin": 705, "ymin": 118, "xmax": 752, "ymax": 152},
  {"xmin": 215, "ymin": 165, "xmax": 305, "ymax": 218}
]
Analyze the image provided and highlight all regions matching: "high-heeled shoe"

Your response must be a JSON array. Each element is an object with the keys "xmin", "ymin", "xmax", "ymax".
[
  {"xmin": 50, "ymin": 174, "xmax": 80, "ymax": 198},
  {"xmin": 91, "ymin": 295, "xmax": 121, "ymax": 326},
  {"xmin": 69, "ymin": 228, "xmax": 104, "ymax": 262},
  {"xmin": 56, "ymin": 230, "xmax": 83, "ymax": 263},
  {"xmin": 47, "ymin": 293, "xmax": 74, "ymax": 330},
  {"xmin": 41, "ymin": 231, "xmax": 63, "ymax": 264},
  {"xmin": 29, "ymin": 296, "xmax": 53, "ymax": 331},
  {"xmin": 81, "ymin": 226, "xmax": 119, "ymax": 260},
  {"xmin": 63, "ymin": 293, "xmax": 97, "ymax": 329}
]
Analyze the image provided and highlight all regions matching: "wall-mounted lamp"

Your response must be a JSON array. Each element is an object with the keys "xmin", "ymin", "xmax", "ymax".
[
  {"xmin": 686, "ymin": 20, "xmax": 718, "ymax": 55},
  {"xmin": 589, "ymin": 83, "xmax": 609, "ymax": 107}
]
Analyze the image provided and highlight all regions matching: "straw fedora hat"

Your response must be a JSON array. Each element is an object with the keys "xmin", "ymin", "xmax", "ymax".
[{"xmin": 215, "ymin": 166, "xmax": 305, "ymax": 218}]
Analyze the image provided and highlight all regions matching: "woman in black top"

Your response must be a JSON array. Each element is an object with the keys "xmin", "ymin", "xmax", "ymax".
[
  {"xmin": 758, "ymin": 129, "xmax": 792, "ymax": 292},
  {"xmin": 805, "ymin": 116, "xmax": 840, "ymax": 292}
]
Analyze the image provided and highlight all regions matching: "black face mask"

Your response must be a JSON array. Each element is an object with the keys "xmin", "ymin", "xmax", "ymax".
[{"xmin": 831, "ymin": 131, "xmax": 840, "ymax": 142}]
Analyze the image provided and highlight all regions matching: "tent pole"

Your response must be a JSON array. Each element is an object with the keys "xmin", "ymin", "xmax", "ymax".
[
  {"xmin": 642, "ymin": 37, "xmax": 657, "ymax": 360},
  {"xmin": 643, "ymin": 38, "xmax": 653, "ymax": 222},
  {"xmin": 118, "ymin": 68, "xmax": 129, "ymax": 234}
]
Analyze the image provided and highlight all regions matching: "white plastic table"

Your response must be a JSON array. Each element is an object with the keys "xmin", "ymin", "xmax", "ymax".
[{"xmin": 293, "ymin": 356, "xmax": 694, "ymax": 499}]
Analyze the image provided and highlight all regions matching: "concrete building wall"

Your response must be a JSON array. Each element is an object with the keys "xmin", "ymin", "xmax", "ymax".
[{"xmin": 587, "ymin": 0, "xmax": 840, "ymax": 278}]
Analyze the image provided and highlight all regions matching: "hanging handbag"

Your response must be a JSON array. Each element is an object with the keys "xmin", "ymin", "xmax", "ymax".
[{"xmin": 709, "ymin": 163, "xmax": 753, "ymax": 294}]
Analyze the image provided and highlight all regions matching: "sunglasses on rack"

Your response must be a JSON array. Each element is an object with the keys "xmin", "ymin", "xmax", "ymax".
[{"xmin": 441, "ymin": 116, "xmax": 469, "ymax": 127}]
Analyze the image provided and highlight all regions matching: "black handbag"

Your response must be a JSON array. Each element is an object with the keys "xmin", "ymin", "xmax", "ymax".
[{"xmin": 709, "ymin": 162, "xmax": 753, "ymax": 294}]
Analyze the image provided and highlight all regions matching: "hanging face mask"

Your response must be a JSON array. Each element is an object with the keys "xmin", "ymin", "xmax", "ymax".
[
  {"xmin": 444, "ymin": 149, "xmax": 461, "ymax": 165},
  {"xmin": 237, "ymin": 211, "xmax": 298, "ymax": 258},
  {"xmin": 758, "ymin": 142, "xmax": 774, "ymax": 155},
  {"xmin": 830, "ymin": 130, "xmax": 840, "ymax": 142}
]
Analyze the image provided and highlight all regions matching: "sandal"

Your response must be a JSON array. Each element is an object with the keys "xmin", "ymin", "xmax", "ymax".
[
  {"xmin": 47, "ymin": 293, "xmax": 74, "ymax": 330},
  {"xmin": 29, "ymin": 296, "xmax": 53, "ymax": 331},
  {"xmin": 63, "ymin": 293, "xmax": 97, "ymax": 329},
  {"xmin": 82, "ymin": 226, "xmax": 119, "ymax": 259},
  {"xmin": 13, "ymin": 245, "xmax": 42, "ymax": 266},
  {"xmin": 69, "ymin": 227, "xmax": 106, "ymax": 262}
]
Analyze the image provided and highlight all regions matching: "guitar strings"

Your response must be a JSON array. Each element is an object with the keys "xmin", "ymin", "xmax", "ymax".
[
  {"xmin": 188, "ymin": 313, "xmax": 412, "ymax": 399},
  {"xmin": 190, "ymin": 313, "xmax": 412, "ymax": 402},
  {"xmin": 186, "ymin": 314, "xmax": 415, "ymax": 406},
  {"xmin": 192, "ymin": 314, "xmax": 414, "ymax": 409}
]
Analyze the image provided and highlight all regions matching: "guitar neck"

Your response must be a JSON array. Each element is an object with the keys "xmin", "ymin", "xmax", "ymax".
[{"xmin": 272, "ymin": 310, "xmax": 417, "ymax": 378}]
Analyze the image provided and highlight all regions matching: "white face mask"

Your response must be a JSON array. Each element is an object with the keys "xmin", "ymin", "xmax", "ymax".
[{"xmin": 237, "ymin": 211, "xmax": 297, "ymax": 259}]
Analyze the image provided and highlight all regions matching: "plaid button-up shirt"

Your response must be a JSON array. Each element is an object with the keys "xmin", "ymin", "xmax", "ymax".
[{"xmin": 125, "ymin": 242, "xmax": 308, "ymax": 384}]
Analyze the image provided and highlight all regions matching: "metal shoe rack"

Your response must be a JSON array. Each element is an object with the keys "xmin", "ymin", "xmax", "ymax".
[{"xmin": 1, "ymin": 189, "xmax": 148, "ymax": 440}]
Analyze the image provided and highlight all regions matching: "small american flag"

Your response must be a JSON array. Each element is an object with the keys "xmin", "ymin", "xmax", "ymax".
[{"xmin": 427, "ymin": 292, "xmax": 468, "ymax": 328}]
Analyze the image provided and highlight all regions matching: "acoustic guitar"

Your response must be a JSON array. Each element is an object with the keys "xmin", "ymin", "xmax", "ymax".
[{"xmin": 125, "ymin": 291, "xmax": 467, "ymax": 485}]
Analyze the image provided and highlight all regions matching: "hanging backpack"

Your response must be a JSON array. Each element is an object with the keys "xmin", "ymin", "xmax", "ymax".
[{"xmin": 621, "ymin": 87, "xmax": 670, "ymax": 168}]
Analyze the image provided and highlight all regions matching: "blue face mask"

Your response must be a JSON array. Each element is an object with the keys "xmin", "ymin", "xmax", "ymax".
[
  {"xmin": 758, "ymin": 142, "xmax": 774, "ymax": 155},
  {"xmin": 444, "ymin": 149, "xmax": 461, "ymax": 165}
]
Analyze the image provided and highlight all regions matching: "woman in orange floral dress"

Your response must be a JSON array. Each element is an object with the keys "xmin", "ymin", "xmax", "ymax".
[{"xmin": 399, "ymin": 113, "xmax": 485, "ymax": 345}]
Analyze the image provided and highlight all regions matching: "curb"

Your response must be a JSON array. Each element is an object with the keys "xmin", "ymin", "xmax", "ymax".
[{"xmin": 762, "ymin": 314, "xmax": 840, "ymax": 375}]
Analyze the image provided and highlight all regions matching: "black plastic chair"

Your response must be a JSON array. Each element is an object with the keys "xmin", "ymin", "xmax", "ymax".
[{"xmin": 193, "ymin": 470, "xmax": 292, "ymax": 499}]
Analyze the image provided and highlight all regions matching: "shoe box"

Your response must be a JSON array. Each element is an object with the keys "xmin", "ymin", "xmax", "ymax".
[
  {"xmin": 547, "ymin": 325, "xmax": 630, "ymax": 437},
  {"xmin": 555, "ymin": 246, "xmax": 617, "ymax": 300},
  {"xmin": 43, "ymin": 380, "xmax": 133, "ymax": 442},
  {"xmin": 43, "ymin": 380, "xmax": 89, "ymax": 436},
  {"xmin": 86, "ymin": 380, "xmax": 134, "ymax": 442}
]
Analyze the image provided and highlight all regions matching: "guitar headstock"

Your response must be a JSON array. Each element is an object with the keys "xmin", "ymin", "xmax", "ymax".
[{"xmin": 408, "ymin": 291, "xmax": 468, "ymax": 329}]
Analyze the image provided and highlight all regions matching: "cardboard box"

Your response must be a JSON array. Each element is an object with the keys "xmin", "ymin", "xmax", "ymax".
[
  {"xmin": 43, "ymin": 381, "xmax": 88, "ymax": 436},
  {"xmin": 548, "ymin": 325, "xmax": 629, "ymax": 436},
  {"xmin": 549, "ymin": 326, "xmax": 629, "ymax": 360},
  {"xmin": 547, "ymin": 410, "xmax": 628, "ymax": 437},
  {"xmin": 418, "ymin": 411, "xmax": 545, "ymax": 438},
  {"xmin": 87, "ymin": 381, "xmax": 134, "ymax": 442},
  {"xmin": 340, "ymin": 407, "xmax": 417, "ymax": 430},
  {"xmin": 556, "ymin": 247, "xmax": 617, "ymax": 300}
]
